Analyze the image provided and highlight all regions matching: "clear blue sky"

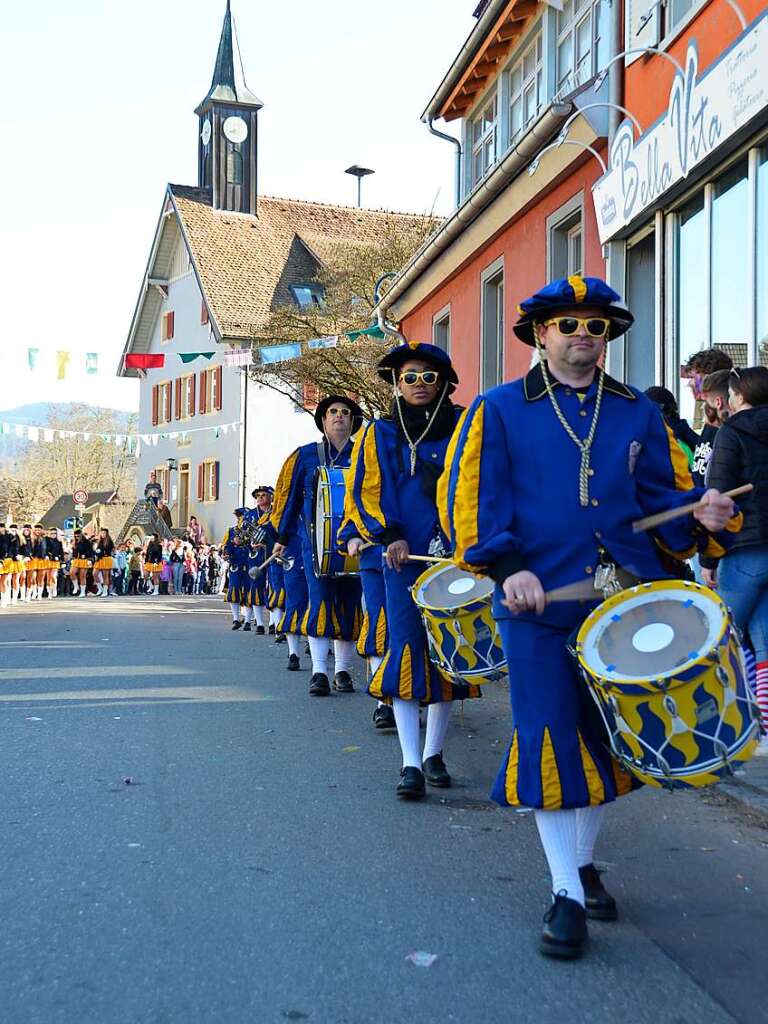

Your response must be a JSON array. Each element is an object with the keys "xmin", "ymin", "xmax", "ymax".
[{"xmin": 0, "ymin": 0, "xmax": 474, "ymax": 411}]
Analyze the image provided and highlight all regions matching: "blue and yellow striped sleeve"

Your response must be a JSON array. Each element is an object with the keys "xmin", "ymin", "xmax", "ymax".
[
  {"xmin": 337, "ymin": 440, "xmax": 364, "ymax": 552},
  {"xmin": 348, "ymin": 422, "xmax": 401, "ymax": 544},
  {"xmin": 440, "ymin": 395, "xmax": 523, "ymax": 578},
  {"xmin": 269, "ymin": 448, "xmax": 304, "ymax": 542},
  {"xmin": 636, "ymin": 407, "xmax": 742, "ymax": 558}
]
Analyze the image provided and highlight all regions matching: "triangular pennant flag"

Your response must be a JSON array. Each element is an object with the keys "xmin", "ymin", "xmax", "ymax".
[
  {"xmin": 125, "ymin": 353, "xmax": 165, "ymax": 370},
  {"xmin": 178, "ymin": 352, "xmax": 215, "ymax": 364},
  {"xmin": 86, "ymin": 353, "xmax": 99, "ymax": 375},
  {"xmin": 28, "ymin": 347, "xmax": 40, "ymax": 371},
  {"xmin": 56, "ymin": 350, "xmax": 71, "ymax": 380}
]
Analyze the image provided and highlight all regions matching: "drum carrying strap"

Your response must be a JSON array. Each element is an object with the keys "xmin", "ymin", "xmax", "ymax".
[{"xmin": 316, "ymin": 441, "xmax": 327, "ymax": 467}]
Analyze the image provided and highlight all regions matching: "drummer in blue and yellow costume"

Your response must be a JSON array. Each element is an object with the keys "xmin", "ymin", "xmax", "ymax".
[
  {"xmin": 252, "ymin": 486, "xmax": 284, "ymax": 638},
  {"xmin": 271, "ymin": 395, "xmax": 364, "ymax": 695},
  {"xmin": 441, "ymin": 276, "xmax": 742, "ymax": 959},
  {"xmin": 338, "ymin": 467, "xmax": 393, "ymax": 731},
  {"xmin": 348, "ymin": 342, "xmax": 480, "ymax": 800}
]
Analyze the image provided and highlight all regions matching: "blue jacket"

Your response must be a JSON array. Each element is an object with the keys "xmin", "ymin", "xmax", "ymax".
[
  {"xmin": 440, "ymin": 365, "xmax": 742, "ymax": 627},
  {"xmin": 224, "ymin": 529, "xmax": 249, "ymax": 570}
]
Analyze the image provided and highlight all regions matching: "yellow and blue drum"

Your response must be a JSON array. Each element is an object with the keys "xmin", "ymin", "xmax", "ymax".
[
  {"xmin": 312, "ymin": 466, "xmax": 359, "ymax": 578},
  {"xmin": 576, "ymin": 580, "xmax": 760, "ymax": 790},
  {"xmin": 412, "ymin": 562, "xmax": 506, "ymax": 687}
]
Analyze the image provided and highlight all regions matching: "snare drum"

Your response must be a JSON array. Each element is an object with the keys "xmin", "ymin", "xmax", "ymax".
[
  {"xmin": 412, "ymin": 562, "xmax": 507, "ymax": 687},
  {"xmin": 311, "ymin": 466, "xmax": 359, "ymax": 578},
  {"xmin": 576, "ymin": 580, "xmax": 760, "ymax": 790}
]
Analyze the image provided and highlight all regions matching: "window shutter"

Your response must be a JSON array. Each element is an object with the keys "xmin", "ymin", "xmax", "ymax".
[
  {"xmin": 167, "ymin": 311, "xmax": 175, "ymax": 339},
  {"xmin": 199, "ymin": 370, "xmax": 207, "ymax": 414},
  {"xmin": 174, "ymin": 378, "xmax": 182, "ymax": 420},
  {"xmin": 214, "ymin": 366, "xmax": 222, "ymax": 410},
  {"xmin": 189, "ymin": 375, "xmax": 196, "ymax": 417},
  {"xmin": 213, "ymin": 461, "xmax": 220, "ymax": 501},
  {"xmin": 152, "ymin": 385, "xmax": 159, "ymax": 426},
  {"xmin": 200, "ymin": 301, "xmax": 209, "ymax": 326},
  {"xmin": 197, "ymin": 464, "xmax": 204, "ymax": 501}
]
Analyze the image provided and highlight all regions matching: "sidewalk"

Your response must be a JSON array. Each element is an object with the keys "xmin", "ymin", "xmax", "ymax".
[{"xmin": 718, "ymin": 753, "xmax": 768, "ymax": 821}]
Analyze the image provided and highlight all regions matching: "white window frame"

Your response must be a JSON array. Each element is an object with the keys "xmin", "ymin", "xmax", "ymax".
[
  {"xmin": 555, "ymin": 0, "xmax": 602, "ymax": 96},
  {"xmin": 158, "ymin": 381, "xmax": 172, "ymax": 424},
  {"xmin": 480, "ymin": 257, "xmax": 505, "ymax": 392},
  {"xmin": 471, "ymin": 94, "xmax": 499, "ymax": 186},
  {"xmin": 508, "ymin": 29, "xmax": 544, "ymax": 145},
  {"xmin": 432, "ymin": 305, "xmax": 451, "ymax": 354}
]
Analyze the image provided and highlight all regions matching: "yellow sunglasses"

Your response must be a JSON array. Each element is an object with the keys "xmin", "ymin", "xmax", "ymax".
[
  {"xmin": 399, "ymin": 370, "xmax": 440, "ymax": 386},
  {"xmin": 541, "ymin": 316, "xmax": 610, "ymax": 338}
]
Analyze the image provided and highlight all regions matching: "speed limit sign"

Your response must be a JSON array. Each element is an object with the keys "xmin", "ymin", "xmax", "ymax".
[{"xmin": 73, "ymin": 489, "xmax": 88, "ymax": 505}]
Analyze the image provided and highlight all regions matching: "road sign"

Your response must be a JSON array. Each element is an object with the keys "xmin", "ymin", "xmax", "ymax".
[{"xmin": 73, "ymin": 489, "xmax": 88, "ymax": 505}]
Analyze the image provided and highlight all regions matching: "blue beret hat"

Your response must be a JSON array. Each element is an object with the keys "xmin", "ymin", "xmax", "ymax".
[
  {"xmin": 513, "ymin": 275, "xmax": 634, "ymax": 346},
  {"xmin": 376, "ymin": 341, "xmax": 458, "ymax": 392}
]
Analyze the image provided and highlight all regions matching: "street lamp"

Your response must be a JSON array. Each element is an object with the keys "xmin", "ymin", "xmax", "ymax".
[
  {"xmin": 528, "ymin": 130, "xmax": 607, "ymax": 178},
  {"xmin": 345, "ymin": 165, "xmax": 375, "ymax": 208}
]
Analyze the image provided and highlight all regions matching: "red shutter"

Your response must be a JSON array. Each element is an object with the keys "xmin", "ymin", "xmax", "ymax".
[
  {"xmin": 189, "ymin": 376, "xmax": 196, "ymax": 418},
  {"xmin": 200, "ymin": 301, "xmax": 209, "ymax": 326},
  {"xmin": 214, "ymin": 366, "xmax": 222, "ymax": 410},
  {"xmin": 213, "ymin": 461, "xmax": 220, "ymax": 501},
  {"xmin": 199, "ymin": 370, "xmax": 207, "ymax": 414},
  {"xmin": 167, "ymin": 311, "xmax": 175, "ymax": 339},
  {"xmin": 151, "ymin": 385, "xmax": 159, "ymax": 426},
  {"xmin": 174, "ymin": 378, "xmax": 182, "ymax": 420},
  {"xmin": 197, "ymin": 464, "xmax": 204, "ymax": 501}
]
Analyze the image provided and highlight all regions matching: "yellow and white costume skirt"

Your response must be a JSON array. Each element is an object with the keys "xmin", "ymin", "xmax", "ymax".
[
  {"xmin": 144, "ymin": 561, "xmax": 163, "ymax": 573},
  {"xmin": 71, "ymin": 558, "xmax": 92, "ymax": 570},
  {"xmin": 94, "ymin": 556, "xmax": 114, "ymax": 571}
]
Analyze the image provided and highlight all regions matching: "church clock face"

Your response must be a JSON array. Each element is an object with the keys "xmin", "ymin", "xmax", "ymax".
[
  {"xmin": 200, "ymin": 118, "xmax": 212, "ymax": 147},
  {"xmin": 222, "ymin": 115, "xmax": 248, "ymax": 145}
]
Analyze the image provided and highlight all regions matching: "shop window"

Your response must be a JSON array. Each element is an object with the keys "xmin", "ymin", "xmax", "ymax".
[
  {"xmin": 675, "ymin": 193, "xmax": 708, "ymax": 422},
  {"xmin": 757, "ymin": 149, "xmax": 768, "ymax": 367},
  {"xmin": 432, "ymin": 307, "xmax": 451, "ymax": 354},
  {"xmin": 508, "ymin": 31, "xmax": 543, "ymax": 144},
  {"xmin": 471, "ymin": 95, "xmax": 498, "ymax": 186},
  {"xmin": 711, "ymin": 161, "xmax": 750, "ymax": 356},
  {"xmin": 556, "ymin": 0, "xmax": 602, "ymax": 95},
  {"xmin": 481, "ymin": 263, "xmax": 504, "ymax": 391}
]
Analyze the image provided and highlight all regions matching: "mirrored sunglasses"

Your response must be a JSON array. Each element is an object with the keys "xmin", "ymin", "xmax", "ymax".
[
  {"xmin": 399, "ymin": 370, "xmax": 440, "ymax": 386},
  {"xmin": 541, "ymin": 316, "xmax": 610, "ymax": 338},
  {"xmin": 326, "ymin": 407, "xmax": 351, "ymax": 417}
]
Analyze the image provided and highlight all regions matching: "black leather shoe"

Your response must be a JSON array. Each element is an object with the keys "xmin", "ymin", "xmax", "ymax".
[
  {"xmin": 579, "ymin": 864, "xmax": 618, "ymax": 921},
  {"xmin": 287, "ymin": 653, "xmax": 300, "ymax": 671},
  {"xmin": 268, "ymin": 624, "xmax": 276, "ymax": 635},
  {"xmin": 255, "ymin": 625, "xmax": 265, "ymax": 635},
  {"xmin": 333, "ymin": 671, "xmax": 354, "ymax": 693},
  {"xmin": 309, "ymin": 673, "xmax": 330, "ymax": 696},
  {"xmin": 396, "ymin": 767, "xmax": 426, "ymax": 800},
  {"xmin": 274, "ymin": 633, "xmax": 287, "ymax": 644},
  {"xmin": 540, "ymin": 893, "xmax": 588, "ymax": 959},
  {"xmin": 372, "ymin": 705, "xmax": 396, "ymax": 730},
  {"xmin": 242, "ymin": 622, "xmax": 251, "ymax": 632},
  {"xmin": 422, "ymin": 753, "xmax": 452, "ymax": 788},
  {"xmin": 231, "ymin": 621, "xmax": 241, "ymax": 630}
]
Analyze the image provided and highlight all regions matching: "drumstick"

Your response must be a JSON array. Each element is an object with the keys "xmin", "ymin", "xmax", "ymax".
[
  {"xmin": 501, "ymin": 579, "xmax": 597, "ymax": 610},
  {"xmin": 631, "ymin": 484, "xmax": 753, "ymax": 533},
  {"xmin": 407, "ymin": 554, "xmax": 454, "ymax": 564}
]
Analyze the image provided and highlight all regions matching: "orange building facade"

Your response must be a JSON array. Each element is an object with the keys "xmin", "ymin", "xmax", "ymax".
[{"xmin": 380, "ymin": 0, "xmax": 768, "ymax": 415}]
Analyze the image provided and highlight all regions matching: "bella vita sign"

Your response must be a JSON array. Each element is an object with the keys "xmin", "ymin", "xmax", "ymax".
[{"xmin": 592, "ymin": 14, "xmax": 767, "ymax": 245}]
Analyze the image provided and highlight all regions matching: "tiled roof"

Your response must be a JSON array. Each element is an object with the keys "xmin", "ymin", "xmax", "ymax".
[
  {"xmin": 40, "ymin": 491, "xmax": 118, "ymax": 529},
  {"xmin": 169, "ymin": 185, "xmax": 433, "ymax": 341}
]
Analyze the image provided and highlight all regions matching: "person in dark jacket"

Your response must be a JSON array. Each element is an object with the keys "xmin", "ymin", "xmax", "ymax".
[
  {"xmin": 644, "ymin": 386, "xmax": 699, "ymax": 465},
  {"xmin": 704, "ymin": 366, "xmax": 768, "ymax": 756},
  {"xmin": 683, "ymin": 348, "xmax": 733, "ymax": 486}
]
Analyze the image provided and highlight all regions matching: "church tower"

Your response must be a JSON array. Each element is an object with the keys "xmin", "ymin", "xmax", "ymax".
[{"xmin": 195, "ymin": 1, "xmax": 263, "ymax": 215}]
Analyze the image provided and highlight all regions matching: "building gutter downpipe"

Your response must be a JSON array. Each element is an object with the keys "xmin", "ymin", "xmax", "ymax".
[
  {"xmin": 426, "ymin": 118, "xmax": 462, "ymax": 208},
  {"xmin": 607, "ymin": 0, "xmax": 623, "ymax": 144}
]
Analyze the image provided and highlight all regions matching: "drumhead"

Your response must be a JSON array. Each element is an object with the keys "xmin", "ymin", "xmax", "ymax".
[
  {"xmin": 579, "ymin": 582, "xmax": 726, "ymax": 681},
  {"xmin": 414, "ymin": 562, "xmax": 493, "ymax": 611},
  {"xmin": 312, "ymin": 467, "xmax": 328, "ymax": 573}
]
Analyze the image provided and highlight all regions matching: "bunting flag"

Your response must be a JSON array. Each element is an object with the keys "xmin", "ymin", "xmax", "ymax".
[
  {"xmin": 0, "ymin": 419, "xmax": 241, "ymax": 447},
  {"xmin": 224, "ymin": 348, "xmax": 253, "ymax": 368},
  {"xmin": 307, "ymin": 336, "xmax": 339, "ymax": 350},
  {"xmin": 125, "ymin": 353, "xmax": 165, "ymax": 370},
  {"xmin": 86, "ymin": 353, "xmax": 99, "ymax": 374},
  {"xmin": 27, "ymin": 347, "xmax": 40, "ymax": 371},
  {"xmin": 56, "ymin": 350, "xmax": 71, "ymax": 380},
  {"xmin": 260, "ymin": 343, "xmax": 303, "ymax": 365},
  {"xmin": 178, "ymin": 352, "xmax": 215, "ymax": 364}
]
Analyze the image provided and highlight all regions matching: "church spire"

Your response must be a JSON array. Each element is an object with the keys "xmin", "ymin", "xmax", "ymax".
[
  {"xmin": 195, "ymin": 1, "xmax": 262, "ymax": 215},
  {"xmin": 195, "ymin": 1, "xmax": 263, "ymax": 114}
]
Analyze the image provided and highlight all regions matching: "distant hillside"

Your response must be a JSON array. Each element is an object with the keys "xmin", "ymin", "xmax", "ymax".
[{"xmin": 0, "ymin": 403, "xmax": 134, "ymax": 473}]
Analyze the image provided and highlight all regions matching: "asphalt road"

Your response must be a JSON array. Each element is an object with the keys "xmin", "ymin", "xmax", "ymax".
[{"xmin": 1, "ymin": 595, "xmax": 766, "ymax": 1024}]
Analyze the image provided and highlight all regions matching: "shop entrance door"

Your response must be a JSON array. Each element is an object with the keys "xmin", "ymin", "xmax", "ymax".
[{"xmin": 625, "ymin": 231, "xmax": 656, "ymax": 390}]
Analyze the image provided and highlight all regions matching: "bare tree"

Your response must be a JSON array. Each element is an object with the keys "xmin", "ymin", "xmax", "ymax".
[{"xmin": 250, "ymin": 214, "xmax": 440, "ymax": 418}]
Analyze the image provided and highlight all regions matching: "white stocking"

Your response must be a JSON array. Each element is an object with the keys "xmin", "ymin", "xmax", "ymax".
[
  {"xmin": 392, "ymin": 697, "xmax": 421, "ymax": 769},
  {"xmin": 230, "ymin": 603, "xmax": 240, "ymax": 622},
  {"xmin": 286, "ymin": 633, "xmax": 301, "ymax": 657},
  {"xmin": 243, "ymin": 605, "xmax": 253, "ymax": 624},
  {"xmin": 423, "ymin": 701, "xmax": 453, "ymax": 760},
  {"xmin": 333, "ymin": 639, "xmax": 356, "ymax": 673},
  {"xmin": 534, "ymin": 809, "xmax": 584, "ymax": 906},
  {"xmin": 308, "ymin": 636, "xmax": 329, "ymax": 676},
  {"xmin": 576, "ymin": 805, "xmax": 606, "ymax": 868}
]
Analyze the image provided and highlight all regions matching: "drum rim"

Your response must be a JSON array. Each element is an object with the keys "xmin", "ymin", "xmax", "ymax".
[
  {"xmin": 412, "ymin": 560, "xmax": 494, "ymax": 612},
  {"xmin": 576, "ymin": 579, "xmax": 730, "ymax": 686}
]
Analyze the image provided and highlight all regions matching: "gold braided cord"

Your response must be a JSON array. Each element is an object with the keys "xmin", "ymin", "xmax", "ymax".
[
  {"xmin": 392, "ymin": 372, "xmax": 450, "ymax": 476},
  {"xmin": 536, "ymin": 345, "xmax": 606, "ymax": 507}
]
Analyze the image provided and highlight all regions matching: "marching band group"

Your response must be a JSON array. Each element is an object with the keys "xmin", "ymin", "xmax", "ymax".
[{"xmin": 220, "ymin": 274, "xmax": 764, "ymax": 960}]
